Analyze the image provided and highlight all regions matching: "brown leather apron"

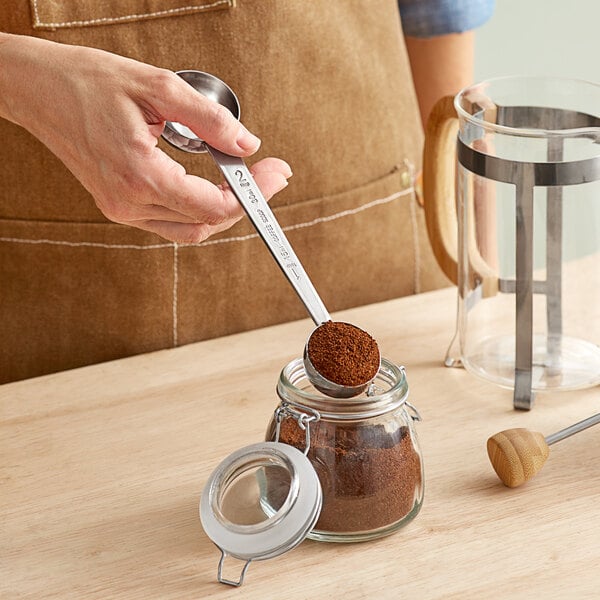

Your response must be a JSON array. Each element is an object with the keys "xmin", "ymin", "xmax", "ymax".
[{"xmin": 0, "ymin": 0, "xmax": 448, "ymax": 383}]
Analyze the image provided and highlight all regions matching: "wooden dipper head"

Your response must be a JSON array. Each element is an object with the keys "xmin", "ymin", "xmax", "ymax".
[{"xmin": 486, "ymin": 428, "xmax": 550, "ymax": 488}]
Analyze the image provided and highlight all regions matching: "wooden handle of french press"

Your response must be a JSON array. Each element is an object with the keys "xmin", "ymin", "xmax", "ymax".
[
  {"xmin": 422, "ymin": 96, "xmax": 460, "ymax": 286},
  {"xmin": 422, "ymin": 96, "xmax": 499, "ymax": 298}
]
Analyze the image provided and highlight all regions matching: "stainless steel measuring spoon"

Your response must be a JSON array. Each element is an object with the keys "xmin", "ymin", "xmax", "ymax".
[{"xmin": 161, "ymin": 70, "xmax": 378, "ymax": 398}]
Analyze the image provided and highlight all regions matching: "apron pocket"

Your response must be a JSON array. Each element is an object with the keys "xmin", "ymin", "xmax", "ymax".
[
  {"xmin": 175, "ymin": 166, "xmax": 428, "ymax": 343},
  {"xmin": 30, "ymin": 0, "xmax": 235, "ymax": 30}
]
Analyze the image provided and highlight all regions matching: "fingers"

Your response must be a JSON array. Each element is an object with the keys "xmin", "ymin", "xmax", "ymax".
[
  {"xmin": 217, "ymin": 164, "xmax": 291, "ymax": 221},
  {"xmin": 137, "ymin": 220, "xmax": 215, "ymax": 244},
  {"xmin": 147, "ymin": 151, "xmax": 291, "ymax": 223},
  {"xmin": 148, "ymin": 70, "xmax": 261, "ymax": 157},
  {"xmin": 246, "ymin": 157, "xmax": 293, "ymax": 179},
  {"xmin": 113, "ymin": 156, "xmax": 292, "ymax": 244}
]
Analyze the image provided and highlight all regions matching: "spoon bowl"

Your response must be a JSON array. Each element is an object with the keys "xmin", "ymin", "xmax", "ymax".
[
  {"xmin": 303, "ymin": 345, "xmax": 373, "ymax": 398},
  {"xmin": 303, "ymin": 321, "xmax": 381, "ymax": 398},
  {"xmin": 162, "ymin": 70, "xmax": 240, "ymax": 153}
]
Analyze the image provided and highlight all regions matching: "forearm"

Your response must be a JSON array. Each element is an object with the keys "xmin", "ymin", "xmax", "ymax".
[
  {"xmin": 0, "ymin": 32, "xmax": 33, "ymax": 125},
  {"xmin": 0, "ymin": 33, "xmax": 75, "ymax": 134},
  {"xmin": 404, "ymin": 30, "xmax": 475, "ymax": 129},
  {"xmin": 0, "ymin": 33, "xmax": 44, "ymax": 123}
]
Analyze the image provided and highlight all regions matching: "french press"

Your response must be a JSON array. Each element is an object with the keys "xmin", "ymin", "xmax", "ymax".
[{"xmin": 423, "ymin": 76, "xmax": 600, "ymax": 410}]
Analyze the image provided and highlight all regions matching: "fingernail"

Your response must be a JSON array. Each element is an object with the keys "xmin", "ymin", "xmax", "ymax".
[
  {"xmin": 236, "ymin": 126, "xmax": 261, "ymax": 152},
  {"xmin": 274, "ymin": 179, "xmax": 289, "ymax": 193}
]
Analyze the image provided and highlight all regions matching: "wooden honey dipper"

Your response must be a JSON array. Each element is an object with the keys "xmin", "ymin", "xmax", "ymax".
[{"xmin": 487, "ymin": 412, "xmax": 600, "ymax": 488}]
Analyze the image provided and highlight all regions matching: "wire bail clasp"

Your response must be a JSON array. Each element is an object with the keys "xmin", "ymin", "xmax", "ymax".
[
  {"xmin": 217, "ymin": 550, "xmax": 252, "ymax": 587},
  {"xmin": 273, "ymin": 400, "xmax": 320, "ymax": 455}
]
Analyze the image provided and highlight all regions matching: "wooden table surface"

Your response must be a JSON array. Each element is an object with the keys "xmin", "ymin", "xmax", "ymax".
[{"xmin": 2, "ymin": 286, "xmax": 599, "ymax": 599}]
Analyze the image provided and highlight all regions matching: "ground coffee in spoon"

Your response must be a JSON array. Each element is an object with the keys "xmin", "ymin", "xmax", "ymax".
[{"xmin": 307, "ymin": 321, "xmax": 380, "ymax": 387}]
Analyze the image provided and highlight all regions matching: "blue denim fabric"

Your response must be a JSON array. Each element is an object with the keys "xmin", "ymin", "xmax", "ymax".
[{"xmin": 398, "ymin": 0, "xmax": 495, "ymax": 37}]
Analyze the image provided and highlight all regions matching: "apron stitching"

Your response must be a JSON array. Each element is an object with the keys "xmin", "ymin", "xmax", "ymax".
[
  {"xmin": 31, "ymin": 0, "xmax": 232, "ymax": 28},
  {"xmin": 30, "ymin": 0, "xmax": 41, "ymax": 24},
  {"xmin": 192, "ymin": 188, "xmax": 413, "ymax": 248},
  {"xmin": 0, "ymin": 238, "xmax": 172, "ymax": 249},
  {"xmin": 172, "ymin": 243, "xmax": 179, "ymax": 347},
  {"xmin": 0, "ymin": 186, "xmax": 413, "ymax": 249}
]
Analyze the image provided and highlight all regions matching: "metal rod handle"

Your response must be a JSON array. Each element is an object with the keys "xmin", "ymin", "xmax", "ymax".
[
  {"xmin": 545, "ymin": 412, "xmax": 600, "ymax": 446},
  {"xmin": 206, "ymin": 145, "xmax": 331, "ymax": 326}
]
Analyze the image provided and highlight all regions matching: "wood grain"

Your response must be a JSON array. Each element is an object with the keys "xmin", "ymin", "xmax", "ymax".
[
  {"xmin": 1, "ymin": 286, "xmax": 599, "ymax": 599},
  {"xmin": 487, "ymin": 428, "xmax": 550, "ymax": 487},
  {"xmin": 422, "ymin": 95, "xmax": 498, "ymax": 298}
]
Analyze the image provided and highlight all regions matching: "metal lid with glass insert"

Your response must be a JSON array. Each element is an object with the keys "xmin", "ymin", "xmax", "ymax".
[{"xmin": 200, "ymin": 441, "xmax": 322, "ymax": 587}]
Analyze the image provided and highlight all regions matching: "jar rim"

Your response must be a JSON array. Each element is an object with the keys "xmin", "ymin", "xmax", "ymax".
[{"xmin": 276, "ymin": 357, "xmax": 409, "ymax": 420}]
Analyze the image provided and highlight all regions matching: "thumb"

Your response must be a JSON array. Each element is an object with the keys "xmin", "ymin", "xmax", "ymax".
[{"xmin": 154, "ymin": 71, "xmax": 261, "ymax": 156}]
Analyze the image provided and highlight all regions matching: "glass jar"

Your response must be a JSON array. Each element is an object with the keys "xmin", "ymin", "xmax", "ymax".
[
  {"xmin": 265, "ymin": 357, "xmax": 423, "ymax": 542},
  {"xmin": 199, "ymin": 356, "xmax": 423, "ymax": 586}
]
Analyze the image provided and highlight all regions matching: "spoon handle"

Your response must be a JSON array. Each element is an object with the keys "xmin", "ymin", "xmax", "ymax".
[
  {"xmin": 545, "ymin": 411, "xmax": 600, "ymax": 445},
  {"xmin": 206, "ymin": 145, "xmax": 331, "ymax": 326}
]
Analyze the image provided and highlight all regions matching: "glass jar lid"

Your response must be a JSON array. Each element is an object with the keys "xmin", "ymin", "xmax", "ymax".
[{"xmin": 200, "ymin": 441, "xmax": 322, "ymax": 586}]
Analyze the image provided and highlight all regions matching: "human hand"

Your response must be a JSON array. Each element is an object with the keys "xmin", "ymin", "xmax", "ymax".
[{"xmin": 0, "ymin": 34, "xmax": 291, "ymax": 243}]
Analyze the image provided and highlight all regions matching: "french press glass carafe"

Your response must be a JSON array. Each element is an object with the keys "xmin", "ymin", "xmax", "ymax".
[{"xmin": 423, "ymin": 76, "xmax": 600, "ymax": 410}]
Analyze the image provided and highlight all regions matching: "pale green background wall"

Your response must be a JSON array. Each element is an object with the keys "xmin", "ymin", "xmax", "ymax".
[
  {"xmin": 473, "ymin": 0, "xmax": 599, "ymax": 266},
  {"xmin": 474, "ymin": 0, "xmax": 599, "ymax": 81}
]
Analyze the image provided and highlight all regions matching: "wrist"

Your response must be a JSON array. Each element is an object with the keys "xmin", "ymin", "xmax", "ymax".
[{"xmin": 0, "ymin": 33, "xmax": 68, "ymax": 129}]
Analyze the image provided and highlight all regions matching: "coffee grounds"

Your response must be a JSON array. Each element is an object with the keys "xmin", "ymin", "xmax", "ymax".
[
  {"xmin": 273, "ymin": 417, "xmax": 422, "ymax": 533},
  {"xmin": 307, "ymin": 321, "xmax": 380, "ymax": 387}
]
